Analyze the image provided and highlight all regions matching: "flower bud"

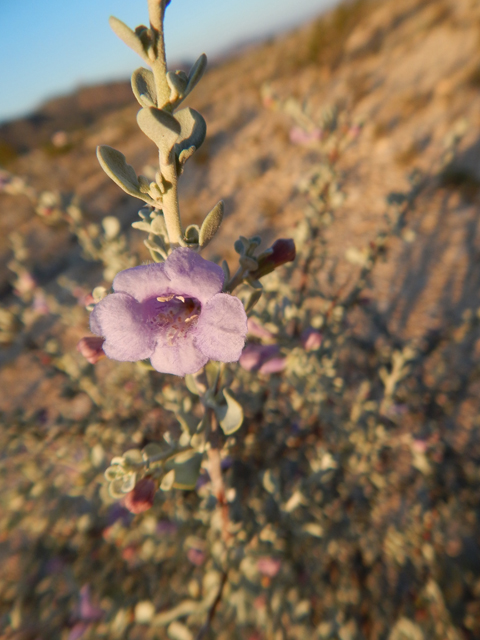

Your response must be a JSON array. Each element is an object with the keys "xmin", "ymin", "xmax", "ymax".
[
  {"xmin": 301, "ymin": 328, "xmax": 323, "ymax": 351},
  {"xmin": 77, "ymin": 337, "xmax": 106, "ymax": 364},
  {"xmin": 239, "ymin": 344, "xmax": 280, "ymax": 372},
  {"xmin": 250, "ymin": 239, "xmax": 296, "ymax": 279},
  {"xmin": 124, "ymin": 477, "xmax": 156, "ymax": 514}
]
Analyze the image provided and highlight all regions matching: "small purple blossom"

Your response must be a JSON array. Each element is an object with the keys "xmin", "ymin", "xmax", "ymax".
[
  {"xmin": 258, "ymin": 356, "xmax": 287, "ymax": 374},
  {"xmin": 301, "ymin": 328, "xmax": 323, "ymax": 351},
  {"xmin": 247, "ymin": 317, "xmax": 275, "ymax": 339},
  {"xmin": 90, "ymin": 248, "xmax": 247, "ymax": 376},
  {"xmin": 289, "ymin": 126, "xmax": 323, "ymax": 145},
  {"xmin": 239, "ymin": 343, "xmax": 280, "ymax": 372}
]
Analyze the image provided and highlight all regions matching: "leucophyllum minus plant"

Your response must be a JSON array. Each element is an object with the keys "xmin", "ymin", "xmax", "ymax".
[{"xmin": 80, "ymin": 0, "xmax": 295, "ymax": 515}]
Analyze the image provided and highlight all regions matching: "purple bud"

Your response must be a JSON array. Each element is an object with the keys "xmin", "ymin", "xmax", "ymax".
[
  {"xmin": 289, "ymin": 126, "xmax": 323, "ymax": 145},
  {"xmin": 258, "ymin": 357, "xmax": 287, "ymax": 374},
  {"xmin": 124, "ymin": 477, "xmax": 156, "ymax": 514},
  {"xmin": 239, "ymin": 343, "xmax": 280, "ymax": 372},
  {"xmin": 250, "ymin": 239, "xmax": 296, "ymax": 279},
  {"xmin": 257, "ymin": 557, "xmax": 282, "ymax": 577},
  {"xmin": 301, "ymin": 328, "xmax": 323, "ymax": 351},
  {"xmin": 247, "ymin": 317, "xmax": 275, "ymax": 339},
  {"xmin": 77, "ymin": 337, "xmax": 106, "ymax": 364}
]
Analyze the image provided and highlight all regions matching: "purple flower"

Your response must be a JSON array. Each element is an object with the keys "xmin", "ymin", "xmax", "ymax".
[
  {"xmin": 239, "ymin": 343, "xmax": 280, "ymax": 372},
  {"xmin": 90, "ymin": 248, "xmax": 247, "ymax": 376},
  {"xmin": 301, "ymin": 328, "xmax": 323, "ymax": 351},
  {"xmin": 289, "ymin": 126, "xmax": 323, "ymax": 145}
]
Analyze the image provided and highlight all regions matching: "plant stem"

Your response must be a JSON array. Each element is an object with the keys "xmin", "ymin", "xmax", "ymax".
[
  {"xmin": 147, "ymin": 0, "xmax": 183, "ymax": 246},
  {"xmin": 161, "ymin": 160, "xmax": 183, "ymax": 246},
  {"xmin": 147, "ymin": 0, "xmax": 170, "ymax": 107},
  {"xmin": 194, "ymin": 570, "xmax": 228, "ymax": 640},
  {"xmin": 206, "ymin": 411, "xmax": 231, "ymax": 542}
]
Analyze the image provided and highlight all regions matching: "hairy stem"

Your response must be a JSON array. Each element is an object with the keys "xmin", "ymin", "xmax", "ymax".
[
  {"xmin": 194, "ymin": 570, "xmax": 228, "ymax": 640},
  {"xmin": 206, "ymin": 411, "xmax": 231, "ymax": 542},
  {"xmin": 160, "ymin": 158, "xmax": 183, "ymax": 246},
  {"xmin": 147, "ymin": 0, "xmax": 170, "ymax": 108}
]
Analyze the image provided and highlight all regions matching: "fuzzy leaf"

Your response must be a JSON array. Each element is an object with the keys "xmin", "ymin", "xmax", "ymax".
[
  {"xmin": 160, "ymin": 469, "xmax": 175, "ymax": 491},
  {"xmin": 199, "ymin": 201, "xmax": 224, "ymax": 248},
  {"xmin": 131, "ymin": 220, "xmax": 152, "ymax": 233},
  {"xmin": 185, "ymin": 374, "xmax": 200, "ymax": 395},
  {"xmin": 109, "ymin": 16, "xmax": 147, "ymax": 61},
  {"xmin": 142, "ymin": 443, "xmax": 165, "ymax": 459},
  {"xmin": 186, "ymin": 53, "xmax": 207, "ymax": 95},
  {"xmin": 97, "ymin": 145, "xmax": 155, "ymax": 204},
  {"xmin": 215, "ymin": 388, "xmax": 244, "ymax": 435},
  {"xmin": 150, "ymin": 215, "xmax": 168, "ymax": 237},
  {"xmin": 166, "ymin": 71, "xmax": 186, "ymax": 101},
  {"xmin": 174, "ymin": 108, "xmax": 207, "ymax": 156},
  {"xmin": 245, "ymin": 288, "xmax": 263, "ymax": 313},
  {"xmin": 137, "ymin": 107, "xmax": 181, "ymax": 154},
  {"xmin": 171, "ymin": 451, "xmax": 202, "ymax": 489},
  {"xmin": 123, "ymin": 449, "xmax": 144, "ymax": 466},
  {"xmin": 131, "ymin": 68, "xmax": 157, "ymax": 108}
]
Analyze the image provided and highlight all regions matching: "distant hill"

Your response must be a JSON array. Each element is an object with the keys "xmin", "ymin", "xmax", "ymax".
[{"xmin": 0, "ymin": 81, "xmax": 135, "ymax": 156}]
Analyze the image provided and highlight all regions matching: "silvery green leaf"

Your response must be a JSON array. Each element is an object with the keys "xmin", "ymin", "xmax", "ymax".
[
  {"xmin": 185, "ymin": 374, "xmax": 200, "ymax": 395},
  {"xmin": 221, "ymin": 260, "xmax": 230, "ymax": 282},
  {"xmin": 131, "ymin": 68, "xmax": 157, "ymax": 108},
  {"xmin": 104, "ymin": 466, "xmax": 123, "ymax": 482},
  {"xmin": 234, "ymin": 239, "xmax": 245, "ymax": 255},
  {"xmin": 137, "ymin": 107, "xmax": 181, "ymax": 154},
  {"xmin": 176, "ymin": 411, "xmax": 197, "ymax": 436},
  {"xmin": 171, "ymin": 451, "xmax": 203, "ymax": 489},
  {"xmin": 151, "ymin": 214, "xmax": 168, "ymax": 236},
  {"xmin": 92, "ymin": 286, "xmax": 107, "ymax": 301},
  {"xmin": 174, "ymin": 108, "xmax": 207, "ymax": 156},
  {"xmin": 215, "ymin": 388, "xmax": 244, "ymax": 435},
  {"xmin": 178, "ymin": 146, "xmax": 196, "ymax": 171},
  {"xmin": 131, "ymin": 220, "xmax": 152, "ymax": 232},
  {"xmin": 109, "ymin": 16, "xmax": 147, "ymax": 61},
  {"xmin": 245, "ymin": 288, "xmax": 263, "ymax": 313},
  {"xmin": 190, "ymin": 432, "xmax": 206, "ymax": 453},
  {"xmin": 97, "ymin": 145, "xmax": 155, "ymax": 204},
  {"xmin": 102, "ymin": 216, "xmax": 121, "ymax": 239},
  {"xmin": 199, "ymin": 201, "xmax": 224, "ymax": 248},
  {"xmin": 109, "ymin": 478, "xmax": 129, "ymax": 499},
  {"xmin": 160, "ymin": 469, "xmax": 175, "ymax": 491},
  {"xmin": 142, "ymin": 443, "xmax": 165, "ymax": 460},
  {"xmin": 123, "ymin": 449, "xmax": 144, "ymax": 467},
  {"xmin": 205, "ymin": 360, "xmax": 221, "ymax": 389},
  {"xmin": 121, "ymin": 471, "xmax": 136, "ymax": 492},
  {"xmin": 186, "ymin": 53, "xmax": 207, "ymax": 95},
  {"xmin": 166, "ymin": 71, "xmax": 186, "ymax": 102},
  {"xmin": 184, "ymin": 224, "xmax": 199, "ymax": 244},
  {"xmin": 240, "ymin": 256, "xmax": 258, "ymax": 271}
]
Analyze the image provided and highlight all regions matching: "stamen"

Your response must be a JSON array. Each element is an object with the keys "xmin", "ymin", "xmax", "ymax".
[{"xmin": 154, "ymin": 295, "xmax": 201, "ymax": 344}]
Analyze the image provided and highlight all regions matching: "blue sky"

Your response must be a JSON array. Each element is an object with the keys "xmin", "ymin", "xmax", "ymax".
[{"xmin": 0, "ymin": 0, "xmax": 337, "ymax": 123}]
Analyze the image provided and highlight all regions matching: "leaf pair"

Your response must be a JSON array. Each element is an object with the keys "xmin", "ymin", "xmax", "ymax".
[{"xmin": 97, "ymin": 107, "xmax": 206, "ymax": 205}]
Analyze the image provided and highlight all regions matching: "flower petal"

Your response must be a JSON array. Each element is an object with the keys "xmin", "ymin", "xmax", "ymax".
[
  {"xmin": 194, "ymin": 293, "xmax": 247, "ymax": 362},
  {"xmin": 90, "ymin": 293, "xmax": 156, "ymax": 361},
  {"xmin": 150, "ymin": 334, "xmax": 208, "ymax": 376},
  {"xmin": 113, "ymin": 263, "xmax": 170, "ymax": 302},
  {"xmin": 164, "ymin": 248, "xmax": 224, "ymax": 304}
]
